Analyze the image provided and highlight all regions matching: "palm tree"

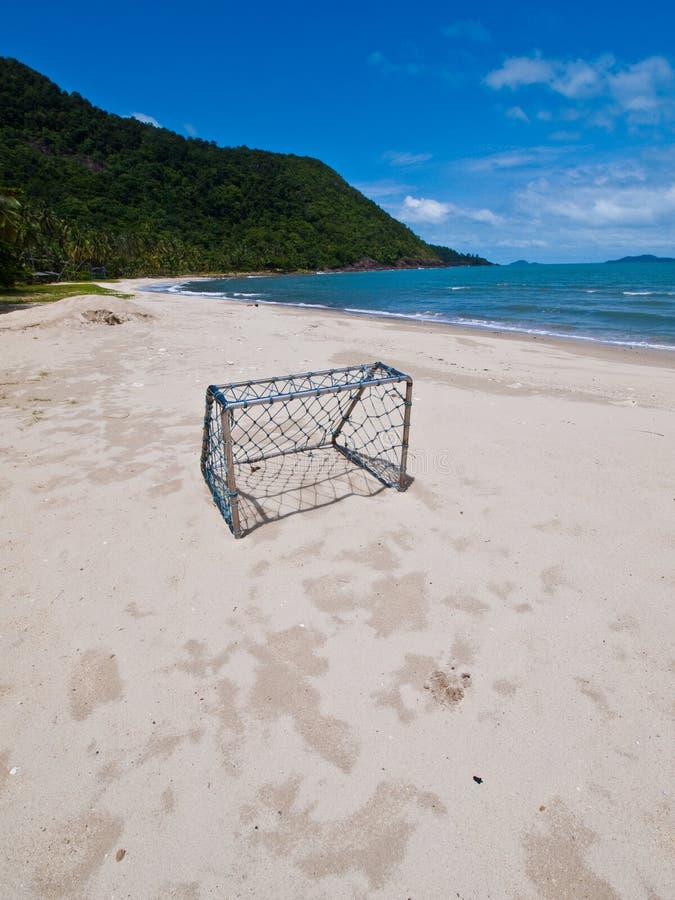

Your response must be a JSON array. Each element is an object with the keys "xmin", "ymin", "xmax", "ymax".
[
  {"xmin": 0, "ymin": 189, "xmax": 24, "ymax": 286},
  {"xmin": 0, "ymin": 189, "xmax": 22, "ymax": 244}
]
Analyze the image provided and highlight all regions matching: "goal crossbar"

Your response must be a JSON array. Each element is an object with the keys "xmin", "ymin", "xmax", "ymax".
[{"xmin": 209, "ymin": 361, "xmax": 409, "ymax": 408}]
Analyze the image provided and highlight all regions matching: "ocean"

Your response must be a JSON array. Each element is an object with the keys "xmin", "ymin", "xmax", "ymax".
[{"xmin": 161, "ymin": 262, "xmax": 675, "ymax": 351}]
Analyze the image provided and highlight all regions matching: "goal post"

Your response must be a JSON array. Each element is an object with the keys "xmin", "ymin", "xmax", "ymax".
[{"xmin": 201, "ymin": 361, "xmax": 413, "ymax": 538}]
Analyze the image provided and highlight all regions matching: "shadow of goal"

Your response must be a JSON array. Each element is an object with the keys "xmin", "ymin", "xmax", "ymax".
[{"xmin": 201, "ymin": 361, "xmax": 413, "ymax": 538}]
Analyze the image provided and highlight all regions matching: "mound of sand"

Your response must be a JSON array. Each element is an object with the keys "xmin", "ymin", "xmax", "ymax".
[{"xmin": 0, "ymin": 293, "xmax": 153, "ymax": 332}]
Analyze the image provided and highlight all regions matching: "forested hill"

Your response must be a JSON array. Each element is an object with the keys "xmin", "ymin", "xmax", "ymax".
[{"xmin": 0, "ymin": 58, "xmax": 490, "ymax": 281}]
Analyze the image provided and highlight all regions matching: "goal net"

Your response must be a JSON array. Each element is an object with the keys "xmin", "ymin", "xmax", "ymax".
[{"xmin": 201, "ymin": 361, "xmax": 413, "ymax": 538}]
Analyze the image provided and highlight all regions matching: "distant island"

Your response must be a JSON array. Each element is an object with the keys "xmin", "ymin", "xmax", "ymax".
[
  {"xmin": 0, "ymin": 57, "xmax": 490, "ymax": 286},
  {"xmin": 508, "ymin": 259, "xmax": 540, "ymax": 267},
  {"xmin": 605, "ymin": 254, "xmax": 675, "ymax": 264}
]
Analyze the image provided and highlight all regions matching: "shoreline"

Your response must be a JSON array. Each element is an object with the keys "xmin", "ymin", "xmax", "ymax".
[
  {"xmin": 141, "ymin": 274, "xmax": 675, "ymax": 357},
  {"xmin": 5, "ymin": 268, "xmax": 675, "ymax": 355},
  {"xmin": 129, "ymin": 276, "xmax": 675, "ymax": 366}
]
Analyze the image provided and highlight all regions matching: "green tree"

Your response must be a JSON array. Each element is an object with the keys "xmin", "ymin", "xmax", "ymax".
[{"xmin": 0, "ymin": 188, "xmax": 25, "ymax": 286}]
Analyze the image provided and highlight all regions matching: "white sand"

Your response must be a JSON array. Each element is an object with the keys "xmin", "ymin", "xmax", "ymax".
[{"xmin": 0, "ymin": 281, "xmax": 673, "ymax": 899}]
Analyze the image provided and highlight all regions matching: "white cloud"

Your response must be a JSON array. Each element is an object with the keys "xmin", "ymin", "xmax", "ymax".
[
  {"xmin": 551, "ymin": 58, "xmax": 611, "ymax": 99},
  {"xmin": 506, "ymin": 105, "xmax": 529, "ymax": 123},
  {"xmin": 485, "ymin": 53, "xmax": 675, "ymax": 126},
  {"xmin": 466, "ymin": 149, "xmax": 553, "ymax": 172},
  {"xmin": 131, "ymin": 112, "xmax": 161, "ymax": 127},
  {"xmin": 184, "ymin": 123, "xmax": 198, "ymax": 137},
  {"xmin": 440, "ymin": 148, "xmax": 675, "ymax": 263},
  {"xmin": 608, "ymin": 56, "xmax": 675, "ymax": 121},
  {"xmin": 401, "ymin": 195, "xmax": 450, "ymax": 223},
  {"xmin": 383, "ymin": 150, "xmax": 433, "ymax": 167},
  {"xmin": 461, "ymin": 206, "xmax": 503, "ymax": 225},
  {"xmin": 400, "ymin": 195, "xmax": 502, "ymax": 226},
  {"xmin": 519, "ymin": 177, "xmax": 675, "ymax": 227},
  {"xmin": 485, "ymin": 55, "xmax": 555, "ymax": 90},
  {"xmin": 485, "ymin": 54, "xmax": 610, "ymax": 97},
  {"xmin": 566, "ymin": 161, "xmax": 647, "ymax": 185},
  {"xmin": 444, "ymin": 20, "xmax": 490, "ymax": 43}
]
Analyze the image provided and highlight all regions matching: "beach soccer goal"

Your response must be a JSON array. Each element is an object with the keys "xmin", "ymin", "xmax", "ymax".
[{"xmin": 201, "ymin": 361, "xmax": 413, "ymax": 538}]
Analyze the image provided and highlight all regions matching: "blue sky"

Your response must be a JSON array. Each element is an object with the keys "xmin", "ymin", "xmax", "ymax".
[{"xmin": 3, "ymin": 0, "xmax": 675, "ymax": 263}]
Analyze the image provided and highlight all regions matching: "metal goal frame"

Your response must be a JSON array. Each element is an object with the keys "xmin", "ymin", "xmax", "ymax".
[{"xmin": 201, "ymin": 361, "xmax": 413, "ymax": 538}]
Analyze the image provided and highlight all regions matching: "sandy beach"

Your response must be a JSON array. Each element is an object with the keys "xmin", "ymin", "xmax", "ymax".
[{"xmin": 0, "ymin": 279, "xmax": 673, "ymax": 899}]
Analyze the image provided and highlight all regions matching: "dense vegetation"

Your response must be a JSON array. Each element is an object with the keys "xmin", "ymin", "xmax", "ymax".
[
  {"xmin": 428, "ymin": 244, "xmax": 490, "ymax": 266},
  {"xmin": 0, "ymin": 58, "xmax": 490, "ymax": 284}
]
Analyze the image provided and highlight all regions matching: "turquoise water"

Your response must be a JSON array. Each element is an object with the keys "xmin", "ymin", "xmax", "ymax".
[{"xmin": 162, "ymin": 262, "xmax": 675, "ymax": 350}]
